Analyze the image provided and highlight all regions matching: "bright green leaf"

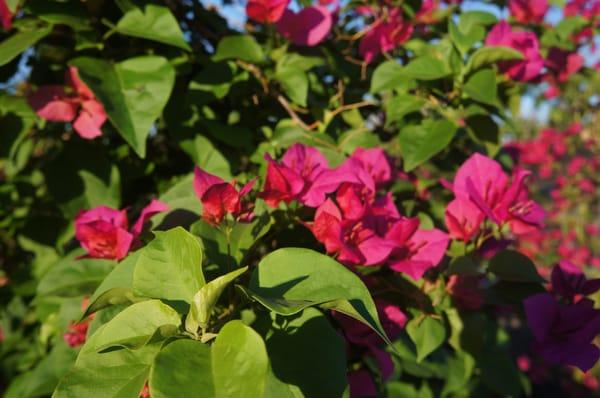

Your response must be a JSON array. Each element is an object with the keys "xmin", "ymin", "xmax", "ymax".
[
  {"xmin": 463, "ymin": 68, "xmax": 498, "ymax": 106},
  {"xmin": 406, "ymin": 315, "xmax": 446, "ymax": 362},
  {"xmin": 71, "ymin": 56, "xmax": 175, "ymax": 158},
  {"xmin": 92, "ymin": 300, "xmax": 181, "ymax": 351},
  {"xmin": 0, "ymin": 24, "xmax": 52, "ymax": 66},
  {"xmin": 213, "ymin": 35, "xmax": 264, "ymax": 63},
  {"xmin": 399, "ymin": 120, "xmax": 458, "ymax": 171},
  {"xmin": 115, "ymin": 4, "xmax": 191, "ymax": 50},
  {"xmin": 133, "ymin": 227, "xmax": 205, "ymax": 303}
]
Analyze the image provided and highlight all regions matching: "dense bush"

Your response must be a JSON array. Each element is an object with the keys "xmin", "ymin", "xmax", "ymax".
[{"xmin": 0, "ymin": 0, "xmax": 599, "ymax": 397}]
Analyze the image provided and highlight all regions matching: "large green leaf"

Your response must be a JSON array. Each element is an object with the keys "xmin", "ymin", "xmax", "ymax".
[
  {"xmin": 115, "ymin": 4, "xmax": 191, "ymax": 50},
  {"xmin": 92, "ymin": 300, "xmax": 181, "ymax": 351},
  {"xmin": 71, "ymin": 56, "xmax": 175, "ymax": 158},
  {"xmin": 212, "ymin": 320, "xmax": 270, "ymax": 398},
  {"xmin": 247, "ymin": 248, "xmax": 390, "ymax": 345},
  {"xmin": 399, "ymin": 120, "xmax": 458, "ymax": 171},
  {"xmin": 133, "ymin": 227, "xmax": 205, "ymax": 303},
  {"xmin": 385, "ymin": 94, "xmax": 426, "ymax": 126},
  {"xmin": 179, "ymin": 134, "xmax": 232, "ymax": 179},
  {"xmin": 0, "ymin": 24, "xmax": 52, "ymax": 66},
  {"xmin": 149, "ymin": 339, "xmax": 214, "ymax": 398},
  {"xmin": 86, "ymin": 252, "xmax": 141, "ymax": 316},
  {"xmin": 213, "ymin": 35, "xmax": 264, "ymax": 63},
  {"xmin": 265, "ymin": 308, "xmax": 347, "ymax": 398},
  {"xmin": 185, "ymin": 267, "xmax": 248, "ymax": 336},
  {"xmin": 37, "ymin": 252, "xmax": 115, "ymax": 297},
  {"xmin": 53, "ymin": 327, "xmax": 161, "ymax": 398}
]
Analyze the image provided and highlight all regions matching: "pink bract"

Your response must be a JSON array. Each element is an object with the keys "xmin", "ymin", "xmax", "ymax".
[{"xmin": 277, "ymin": 6, "xmax": 333, "ymax": 46}]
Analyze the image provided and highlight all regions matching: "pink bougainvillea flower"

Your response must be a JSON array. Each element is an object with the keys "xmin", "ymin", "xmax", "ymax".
[
  {"xmin": 359, "ymin": 8, "xmax": 413, "ymax": 63},
  {"xmin": 311, "ymin": 198, "xmax": 395, "ymax": 266},
  {"xmin": 545, "ymin": 48, "xmax": 584, "ymax": 83},
  {"xmin": 246, "ymin": 0, "xmax": 289, "ymax": 23},
  {"xmin": 260, "ymin": 144, "xmax": 366, "ymax": 208},
  {"xmin": 452, "ymin": 153, "xmax": 545, "ymax": 235},
  {"xmin": 485, "ymin": 21, "xmax": 544, "ymax": 82},
  {"xmin": 0, "ymin": 0, "xmax": 14, "ymax": 30},
  {"xmin": 415, "ymin": 0, "xmax": 440, "ymax": 24},
  {"xmin": 524, "ymin": 293, "xmax": 600, "ymax": 372},
  {"xmin": 277, "ymin": 6, "xmax": 333, "ymax": 46},
  {"xmin": 387, "ymin": 228, "xmax": 449, "ymax": 280},
  {"xmin": 64, "ymin": 297, "xmax": 94, "ymax": 347},
  {"xmin": 509, "ymin": 0, "xmax": 549, "ymax": 24},
  {"xmin": 29, "ymin": 67, "xmax": 107, "ymax": 139},
  {"xmin": 194, "ymin": 167, "xmax": 255, "ymax": 225},
  {"xmin": 551, "ymin": 260, "xmax": 600, "ymax": 302},
  {"xmin": 349, "ymin": 147, "xmax": 393, "ymax": 187},
  {"xmin": 444, "ymin": 197, "xmax": 485, "ymax": 242},
  {"xmin": 75, "ymin": 199, "xmax": 168, "ymax": 260}
]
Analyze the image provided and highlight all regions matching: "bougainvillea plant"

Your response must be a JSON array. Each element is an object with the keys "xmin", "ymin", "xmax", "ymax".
[{"xmin": 0, "ymin": 0, "xmax": 599, "ymax": 397}]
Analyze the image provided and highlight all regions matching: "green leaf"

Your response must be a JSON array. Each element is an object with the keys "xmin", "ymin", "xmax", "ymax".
[
  {"xmin": 447, "ymin": 256, "xmax": 480, "ymax": 276},
  {"xmin": 4, "ymin": 343, "xmax": 77, "ymax": 398},
  {"xmin": 276, "ymin": 53, "xmax": 323, "ymax": 72},
  {"xmin": 92, "ymin": 300, "xmax": 181, "ymax": 351},
  {"xmin": 480, "ymin": 346, "xmax": 522, "ymax": 396},
  {"xmin": 212, "ymin": 320, "xmax": 270, "ymax": 398},
  {"xmin": 149, "ymin": 339, "xmax": 214, "ymax": 398},
  {"xmin": 276, "ymin": 66, "xmax": 308, "ymax": 107},
  {"xmin": 406, "ymin": 315, "xmax": 446, "ymax": 362},
  {"xmin": 86, "ymin": 252, "xmax": 141, "ymax": 316},
  {"xmin": 399, "ymin": 120, "xmax": 458, "ymax": 171},
  {"xmin": 488, "ymin": 250, "xmax": 545, "ymax": 283},
  {"xmin": 37, "ymin": 253, "xmax": 115, "ymax": 297},
  {"xmin": 370, "ymin": 61, "xmax": 412, "ymax": 93},
  {"xmin": 247, "ymin": 248, "xmax": 391, "ymax": 345},
  {"xmin": 449, "ymin": 20, "xmax": 484, "ymax": 55},
  {"xmin": 115, "ymin": 4, "xmax": 191, "ymax": 50},
  {"xmin": 466, "ymin": 46, "xmax": 524, "ymax": 73},
  {"xmin": 463, "ymin": 68, "xmax": 498, "ymax": 106},
  {"xmin": 180, "ymin": 134, "xmax": 232, "ymax": 179},
  {"xmin": 185, "ymin": 267, "xmax": 248, "ymax": 336},
  {"xmin": 399, "ymin": 56, "xmax": 452, "ymax": 80},
  {"xmin": 53, "ymin": 329, "xmax": 161, "ymax": 398},
  {"xmin": 152, "ymin": 173, "xmax": 201, "ymax": 228},
  {"xmin": 26, "ymin": 1, "xmax": 90, "ymax": 30},
  {"xmin": 188, "ymin": 61, "xmax": 248, "ymax": 105},
  {"xmin": 70, "ymin": 56, "xmax": 175, "ymax": 158},
  {"xmin": 0, "ymin": 24, "xmax": 52, "ymax": 66},
  {"xmin": 133, "ymin": 227, "xmax": 205, "ymax": 303},
  {"xmin": 78, "ymin": 165, "xmax": 121, "ymax": 209},
  {"xmin": 385, "ymin": 94, "xmax": 426, "ymax": 126},
  {"xmin": 213, "ymin": 35, "xmax": 264, "ymax": 63},
  {"xmin": 265, "ymin": 308, "xmax": 347, "ymax": 398},
  {"xmin": 465, "ymin": 113, "xmax": 500, "ymax": 156},
  {"xmin": 191, "ymin": 213, "xmax": 272, "ymax": 269},
  {"xmin": 459, "ymin": 11, "xmax": 497, "ymax": 31}
]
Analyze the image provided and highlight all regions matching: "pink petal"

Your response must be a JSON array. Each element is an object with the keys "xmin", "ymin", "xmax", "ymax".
[
  {"xmin": 67, "ymin": 66, "xmax": 95, "ymax": 99},
  {"xmin": 28, "ymin": 86, "xmax": 77, "ymax": 122},
  {"xmin": 277, "ymin": 6, "xmax": 333, "ymax": 47},
  {"xmin": 73, "ymin": 110, "xmax": 103, "ymax": 139},
  {"xmin": 193, "ymin": 167, "xmax": 225, "ymax": 200},
  {"xmin": 131, "ymin": 199, "xmax": 169, "ymax": 237}
]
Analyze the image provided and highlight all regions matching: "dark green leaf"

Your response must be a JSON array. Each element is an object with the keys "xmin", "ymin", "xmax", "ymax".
[
  {"xmin": 0, "ymin": 24, "xmax": 52, "ymax": 66},
  {"xmin": 276, "ymin": 66, "xmax": 308, "ymax": 107},
  {"xmin": 488, "ymin": 250, "xmax": 545, "ymax": 283},
  {"xmin": 463, "ymin": 68, "xmax": 498, "ymax": 106}
]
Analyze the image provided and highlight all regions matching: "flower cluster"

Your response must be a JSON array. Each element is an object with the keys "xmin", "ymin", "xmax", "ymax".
[
  {"xmin": 74, "ymin": 199, "xmax": 168, "ymax": 260},
  {"xmin": 29, "ymin": 67, "xmax": 107, "ymax": 139},
  {"xmin": 525, "ymin": 261, "xmax": 600, "ymax": 372}
]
